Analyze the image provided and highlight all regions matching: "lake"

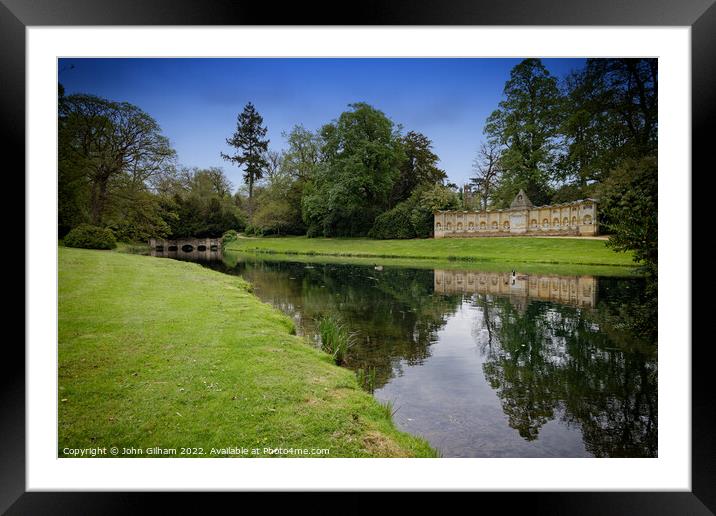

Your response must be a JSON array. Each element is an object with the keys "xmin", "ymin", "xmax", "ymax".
[{"xmin": 167, "ymin": 249, "xmax": 657, "ymax": 458}]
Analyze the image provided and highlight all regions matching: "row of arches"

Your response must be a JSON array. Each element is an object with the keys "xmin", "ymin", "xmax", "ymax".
[
  {"xmin": 433, "ymin": 271, "xmax": 597, "ymax": 306},
  {"xmin": 436, "ymin": 220, "xmax": 511, "ymax": 232},
  {"xmin": 529, "ymin": 215, "xmax": 592, "ymax": 229},
  {"xmin": 154, "ymin": 244, "xmax": 219, "ymax": 252},
  {"xmin": 439, "ymin": 273, "xmax": 592, "ymax": 297},
  {"xmin": 436, "ymin": 215, "xmax": 593, "ymax": 232}
]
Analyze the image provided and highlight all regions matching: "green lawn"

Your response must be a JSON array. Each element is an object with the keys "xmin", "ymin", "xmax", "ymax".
[
  {"xmin": 226, "ymin": 235, "xmax": 637, "ymax": 269},
  {"xmin": 58, "ymin": 247, "xmax": 435, "ymax": 458}
]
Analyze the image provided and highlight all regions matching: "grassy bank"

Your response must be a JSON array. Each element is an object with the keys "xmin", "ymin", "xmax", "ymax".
[
  {"xmin": 226, "ymin": 235, "xmax": 637, "ymax": 268},
  {"xmin": 58, "ymin": 247, "xmax": 435, "ymax": 457}
]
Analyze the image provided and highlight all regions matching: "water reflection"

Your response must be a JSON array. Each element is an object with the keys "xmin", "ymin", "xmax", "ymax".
[
  {"xmin": 475, "ymin": 295, "xmax": 656, "ymax": 456},
  {"xmin": 434, "ymin": 269, "xmax": 597, "ymax": 308},
  {"xmin": 203, "ymin": 253, "xmax": 656, "ymax": 458},
  {"xmin": 212, "ymin": 257, "xmax": 458, "ymax": 390}
]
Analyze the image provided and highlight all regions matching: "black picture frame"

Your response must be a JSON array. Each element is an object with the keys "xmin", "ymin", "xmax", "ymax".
[{"xmin": 5, "ymin": 0, "xmax": 710, "ymax": 512}]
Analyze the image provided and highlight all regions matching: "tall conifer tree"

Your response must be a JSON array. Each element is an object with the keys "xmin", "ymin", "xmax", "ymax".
[{"xmin": 221, "ymin": 102, "xmax": 269, "ymax": 214}]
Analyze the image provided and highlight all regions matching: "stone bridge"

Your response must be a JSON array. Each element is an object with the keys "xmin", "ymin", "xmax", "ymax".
[{"xmin": 149, "ymin": 237, "xmax": 222, "ymax": 261}]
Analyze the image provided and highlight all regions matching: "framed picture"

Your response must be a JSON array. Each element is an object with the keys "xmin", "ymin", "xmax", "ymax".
[{"xmin": 7, "ymin": 0, "xmax": 710, "ymax": 511}]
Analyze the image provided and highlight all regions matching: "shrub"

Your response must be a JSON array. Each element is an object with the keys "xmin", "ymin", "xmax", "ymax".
[
  {"xmin": 64, "ymin": 224, "xmax": 117, "ymax": 250},
  {"xmin": 368, "ymin": 184, "xmax": 460, "ymax": 239},
  {"xmin": 221, "ymin": 229, "xmax": 239, "ymax": 248},
  {"xmin": 368, "ymin": 202, "xmax": 416, "ymax": 240},
  {"xmin": 410, "ymin": 183, "xmax": 460, "ymax": 237}
]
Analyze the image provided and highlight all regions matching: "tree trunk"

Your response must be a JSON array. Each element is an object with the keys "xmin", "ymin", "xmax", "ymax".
[
  {"xmin": 91, "ymin": 174, "xmax": 110, "ymax": 226},
  {"xmin": 248, "ymin": 175, "xmax": 254, "ymax": 218}
]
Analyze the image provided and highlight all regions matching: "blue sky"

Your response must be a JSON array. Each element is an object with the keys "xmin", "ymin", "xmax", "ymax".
[{"xmin": 58, "ymin": 58, "xmax": 585, "ymax": 190}]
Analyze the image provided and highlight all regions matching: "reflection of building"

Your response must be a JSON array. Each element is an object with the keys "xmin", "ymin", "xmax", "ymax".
[
  {"xmin": 149, "ymin": 238, "xmax": 222, "ymax": 262},
  {"xmin": 433, "ymin": 269, "xmax": 597, "ymax": 308},
  {"xmin": 434, "ymin": 189, "xmax": 598, "ymax": 238}
]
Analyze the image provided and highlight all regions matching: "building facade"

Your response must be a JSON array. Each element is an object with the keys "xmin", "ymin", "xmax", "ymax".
[{"xmin": 434, "ymin": 189, "xmax": 598, "ymax": 238}]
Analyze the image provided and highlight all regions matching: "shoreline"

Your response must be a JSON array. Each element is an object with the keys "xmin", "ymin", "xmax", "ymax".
[
  {"xmin": 222, "ymin": 249, "xmax": 641, "ymax": 278},
  {"xmin": 58, "ymin": 247, "xmax": 436, "ymax": 458}
]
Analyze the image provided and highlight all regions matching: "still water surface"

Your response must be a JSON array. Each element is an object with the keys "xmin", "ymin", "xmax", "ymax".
[{"xmin": 164, "ymin": 249, "xmax": 657, "ymax": 458}]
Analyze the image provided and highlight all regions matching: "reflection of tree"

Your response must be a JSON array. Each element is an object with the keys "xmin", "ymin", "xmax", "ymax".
[
  {"xmin": 564, "ymin": 276, "xmax": 657, "ymax": 457},
  {"xmin": 590, "ymin": 276, "xmax": 658, "ymax": 352},
  {"xmin": 212, "ymin": 256, "xmax": 463, "ymax": 388},
  {"xmin": 480, "ymin": 298, "xmax": 564, "ymax": 441},
  {"xmin": 475, "ymin": 278, "xmax": 657, "ymax": 457}
]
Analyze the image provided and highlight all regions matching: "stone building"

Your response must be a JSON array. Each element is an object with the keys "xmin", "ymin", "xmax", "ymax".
[{"xmin": 433, "ymin": 189, "xmax": 598, "ymax": 238}]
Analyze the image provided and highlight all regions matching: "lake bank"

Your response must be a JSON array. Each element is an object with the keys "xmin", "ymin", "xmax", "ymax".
[
  {"xmin": 58, "ymin": 247, "xmax": 436, "ymax": 457},
  {"xmin": 225, "ymin": 235, "xmax": 637, "ymax": 269},
  {"xmin": 222, "ymin": 250, "xmax": 641, "ymax": 277}
]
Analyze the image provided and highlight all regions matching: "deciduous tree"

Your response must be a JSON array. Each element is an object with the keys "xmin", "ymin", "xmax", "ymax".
[
  {"xmin": 59, "ymin": 93, "xmax": 176, "ymax": 227},
  {"xmin": 484, "ymin": 59, "xmax": 564, "ymax": 206},
  {"xmin": 390, "ymin": 131, "xmax": 447, "ymax": 205},
  {"xmin": 302, "ymin": 103, "xmax": 404, "ymax": 237},
  {"xmin": 470, "ymin": 141, "xmax": 503, "ymax": 210},
  {"xmin": 559, "ymin": 58, "xmax": 657, "ymax": 186}
]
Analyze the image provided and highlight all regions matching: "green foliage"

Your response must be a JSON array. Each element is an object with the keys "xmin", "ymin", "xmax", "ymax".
[
  {"xmin": 221, "ymin": 229, "xmax": 239, "ymax": 248},
  {"xmin": 390, "ymin": 131, "xmax": 447, "ymax": 205},
  {"xmin": 598, "ymin": 157, "xmax": 657, "ymax": 271},
  {"xmin": 317, "ymin": 314, "xmax": 355, "ymax": 366},
  {"xmin": 59, "ymin": 93, "xmax": 176, "ymax": 227},
  {"xmin": 59, "ymin": 58, "xmax": 658, "ymax": 273},
  {"xmin": 281, "ymin": 125, "xmax": 322, "ymax": 181},
  {"xmin": 251, "ymin": 170, "xmax": 306, "ymax": 236},
  {"xmin": 369, "ymin": 184, "xmax": 459, "ymax": 239},
  {"xmin": 63, "ymin": 224, "xmax": 117, "ymax": 250},
  {"xmin": 252, "ymin": 198, "xmax": 302, "ymax": 235},
  {"xmin": 550, "ymin": 182, "xmax": 598, "ymax": 204},
  {"xmin": 484, "ymin": 59, "xmax": 563, "ymax": 207},
  {"xmin": 486, "ymin": 57, "xmax": 657, "ymax": 207},
  {"xmin": 243, "ymin": 224, "xmax": 264, "ymax": 237},
  {"xmin": 58, "ymin": 89, "xmax": 181, "ymax": 240},
  {"xmin": 163, "ymin": 194, "xmax": 245, "ymax": 238},
  {"xmin": 369, "ymin": 203, "xmax": 416, "ymax": 239},
  {"xmin": 302, "ymin": 103, "xmax": 404, "ymax": 237},
  {"xmin": 558, "ymin": 59, "xmax": 657, "ymax": 186},
  {"xmin": 159, "ymin": 168, "xmax": 246, "ymax": 238},
  {"xmin": 409, "ymin": 184, "xmax": 461, "ymax": 237},
  {"xmin": 107, "ymin": 190, "xmax": 173, "ymax": 242}
]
